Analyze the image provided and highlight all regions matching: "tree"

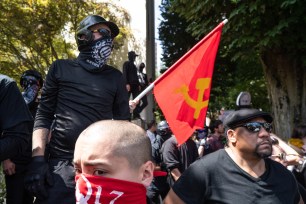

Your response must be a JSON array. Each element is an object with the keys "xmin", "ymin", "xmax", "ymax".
[
  {"xmin": 158, "ymin": 0, "xmax": 270, "ymax": 123},
  {"xmin": 0, "ymin": 0, "xmax": 129, "ymax": 83},
  {"xmin": 161, "ymin": 0, "xmax": 306, "ymax": 139}
]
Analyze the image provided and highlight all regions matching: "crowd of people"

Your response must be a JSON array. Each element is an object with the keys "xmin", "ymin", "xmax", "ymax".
[{"xmin": 1, "ymin": 13, "xmax": 306, "ymax": 204}]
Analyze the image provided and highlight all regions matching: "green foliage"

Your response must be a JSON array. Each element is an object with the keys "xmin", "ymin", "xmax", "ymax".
[
  {"xmin": 169, "ymin": 0, "xmax": 306, "ymax": 64},
  {"xmin": 158, "ymin": 0, "xmax": 306, "ymax": 118},
  {"xmin": 158, "ymin": 0, "xmax": 198, "ymax": 67},
  {"xmin": 0, "ymin": 0, "xmax": 129, "ymax": 82},
  {"xmin": 158, "ymin": 0, "xmax": 270, "ymax": 116},
  {"xmin": 0, "ymin": 167, "xmax": 5, "ymax": 203}
]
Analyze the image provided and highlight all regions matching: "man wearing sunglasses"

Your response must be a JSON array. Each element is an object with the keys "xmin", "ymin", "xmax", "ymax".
[
  {"xmin": 24, "ymin": 15, "xmax": 130, "ymax": 204},
  {"xmin": 165, "ymin": 108, "xmax": 303, "ymax": 204}
]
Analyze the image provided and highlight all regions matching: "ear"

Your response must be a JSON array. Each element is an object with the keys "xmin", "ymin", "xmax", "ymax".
[
  {"xmin": 140, "ymin": 161, "xmax": 154, "ymax": 187},
  {"xmin": 227, "ymin": 129, "xmax": 237, "ymax": 144}
]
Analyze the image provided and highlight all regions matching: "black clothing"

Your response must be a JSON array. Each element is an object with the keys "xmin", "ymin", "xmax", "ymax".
[
  {"xmin": 122, "ymin": 60, "xmax": 141, "ymax": 118},
  {"xmin": 173, "ymin": 149, "xmax": 300, "ymax": 204},
  {"xmin": 161, "ymin": 137, "xmax": 198, "ymax": 186},
  {"xmin": 34, "ymin": 158, "xmax": 75, "ymax": 204},
  {"xmin": 147, "ymin": 134, "xmax": 172, "ymax": 203},
  {"xmin": 0, "ymin": 74, "xmax": 32, "ymax": 162},
  {"xmin": 5, "ymin": 170, "xmax": 34, "ymax": 204},
  {"xmin": 152, "ymin": 134, "xmax": 172, "ymax": 164},
  {"xmin": 0, "ymin": 74, "xmax": 34, "ymax": 204},
  {"xmin": 32, "ymin": 59, "xmax": 129, "ymax": 203},
  {"xmin": 137, "ymin": 71, "xmax": 149, "ymax": 114},
  {"xmin": 35, "ymin": 59, "xmax": 130, "ymax": 159},
  {"xmin": 122, "ymin": 60, "xmax": 139, "ymax": 86},
  {"xmin": 28, "ymin": 101, "xmax": 39, "ymax": 118}
]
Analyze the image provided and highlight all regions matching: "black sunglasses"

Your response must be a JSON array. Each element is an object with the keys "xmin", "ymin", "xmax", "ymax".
[
  {"xmin": 91, "ymin": 28, "xmax": 111, "ymax": 38},
  {"xmin": 233, "ymin": 122, "xmax": 273, "ymax": 133}
]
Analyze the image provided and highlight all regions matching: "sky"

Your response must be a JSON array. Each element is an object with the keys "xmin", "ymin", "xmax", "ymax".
[{"xmin": 113, "ymin": 0, "xmax": 163, "ymax": 69}]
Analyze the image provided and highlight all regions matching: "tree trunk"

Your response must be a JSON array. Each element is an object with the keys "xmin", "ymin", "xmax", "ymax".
[{"xmin": 260, "ymin": 50, "xmax": 306, "ymax": 140}]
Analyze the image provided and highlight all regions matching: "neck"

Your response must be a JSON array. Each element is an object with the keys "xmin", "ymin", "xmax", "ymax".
[{"xmin": 225, "ymin": 147, "xmax": 266, "ymax": 178}]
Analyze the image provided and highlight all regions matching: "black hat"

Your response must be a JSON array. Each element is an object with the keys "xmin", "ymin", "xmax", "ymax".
[
  {"xmin": 76, "ymin": 15, "xmax": 119, "ymax": 50},
  {"xmin": 224, "ymin": 109, "xmax": 273, "ymax": 128},
  {"xmin": 128, "ymin": 51, "xmax": 139, "ymax": 57}
]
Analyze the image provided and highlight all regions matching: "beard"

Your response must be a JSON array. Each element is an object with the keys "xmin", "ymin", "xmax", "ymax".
[{"xmin": 254, "ymin": 140, "xmax": 272, "ymax": 158}]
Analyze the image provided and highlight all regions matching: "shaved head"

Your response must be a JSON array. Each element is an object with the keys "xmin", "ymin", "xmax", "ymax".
[{"xmin": 76, "ymin": 120, "xmax": 152, "ymax": 169}]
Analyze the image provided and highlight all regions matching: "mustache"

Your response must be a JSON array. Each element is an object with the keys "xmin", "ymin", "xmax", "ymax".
[{"xmin": 258, "ymin": 140, "xmax": 272, "ymax": 146}]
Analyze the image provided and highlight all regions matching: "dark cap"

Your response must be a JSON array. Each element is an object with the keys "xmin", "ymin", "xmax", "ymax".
[
  {"xmin": 128, "ymin": 51, "xmax": 139, "ymax": 57},
  {"xmin": 224, "ymin": 108, "xmax": 273, "ymax": 128}
]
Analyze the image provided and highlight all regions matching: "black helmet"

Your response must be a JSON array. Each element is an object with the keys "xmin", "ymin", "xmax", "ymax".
[
  {"xmin": 157, "ymin": 120, "xmax": 171, "ymax": 136},
  {"xmin": 76, "ymin": 15, "xmax": 119, "ymax": 50},
  {"xmin": 20, "ymin": 70, "xmax": 43, "ymax": 89}
]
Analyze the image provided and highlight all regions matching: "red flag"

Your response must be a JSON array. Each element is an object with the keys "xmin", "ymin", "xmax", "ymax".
[{"xmin": 153, "ymin": 21, "xmax": 225, "ymax": 145}]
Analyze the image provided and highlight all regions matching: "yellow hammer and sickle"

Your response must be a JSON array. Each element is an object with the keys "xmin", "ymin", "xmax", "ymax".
[{"xmin": 175, "ymin": 78, "xmax": 211, "ymax": 119}]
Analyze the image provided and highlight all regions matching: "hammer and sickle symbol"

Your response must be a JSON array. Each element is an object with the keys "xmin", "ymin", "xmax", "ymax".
[{"xmin": 175, "ymin": 78, "xmax": 211, "ymax": 119}]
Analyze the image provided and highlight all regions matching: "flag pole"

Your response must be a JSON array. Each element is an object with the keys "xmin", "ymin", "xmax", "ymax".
[{"xmin": 133, "ymin": 19, "xmax": 228, "ymax": 102}]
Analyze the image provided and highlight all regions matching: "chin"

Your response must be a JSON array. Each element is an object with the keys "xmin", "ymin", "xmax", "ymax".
[{"xmin": 256, "ymin": 150, "xmax": 272, "ymax": 158}]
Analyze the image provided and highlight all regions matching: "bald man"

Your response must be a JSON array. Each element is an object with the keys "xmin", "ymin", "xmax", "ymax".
[{"xmin": 73, "ymin": 120, "xmax": 154, "ymax": 204}]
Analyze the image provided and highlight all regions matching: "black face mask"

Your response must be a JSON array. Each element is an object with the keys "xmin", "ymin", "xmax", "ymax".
[{"xmin": 77, "ymin": 37, "xmax": 113, "ymax": 72}]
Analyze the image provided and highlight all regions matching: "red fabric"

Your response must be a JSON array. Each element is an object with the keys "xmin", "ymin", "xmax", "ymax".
[
  {"xmin": 75, "ymin": 174, "xmax": 146, "ymax": 204},
  {"xmin": 153, "ymin": 170, "xmax": 167, "ymax": 177},
  {"xmin": 154, "ymin": 22, "xmax": 224, "ymax": 145}
]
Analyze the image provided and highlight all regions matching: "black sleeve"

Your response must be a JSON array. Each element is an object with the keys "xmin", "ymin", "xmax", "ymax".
[
  {"xmin": 152, "ymin": 141, "xmax": 161, "ymax": 164},
  {"xmin": 172, "ymin": 160, "xmax": 207, "ymax": 204},
  {"xmin": 0, "ymin": 77, "xmax": 33, "ymax": 161},
  {"xmin": 162, "ymin": 139, "xmax": 180, "ymax": 170},
  {"xmin": 0, "ymin": 79, "xmax": 33, "ymax": 129},
  {"xmin": 112, "ymin": 73, "xmax": 130, "ymax": 120},
  {"xmin": 144, "ymin": 73, "xmax": 149, "ymax": 86},
  {"xmin": 122, "ymin": 61, "xmax": 129, "ymax": 84},
  {"xmin": 0, "ymin": 122, "xmax": 31, "ymax": 161},
  {"xmin": 34, "ymin": 63, "xmax": 58, "ymax": 130}
]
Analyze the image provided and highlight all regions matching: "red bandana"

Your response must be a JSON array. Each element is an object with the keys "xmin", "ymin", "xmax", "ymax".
[{"xmin": 75, "ymin": 173, "xmax": 147, "ymax": 204}]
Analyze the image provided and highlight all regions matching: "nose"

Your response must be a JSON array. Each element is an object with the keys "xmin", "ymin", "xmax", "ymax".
[{"xmin": 258, "ymin": 126, "xmax": 270, "ymax": 138}]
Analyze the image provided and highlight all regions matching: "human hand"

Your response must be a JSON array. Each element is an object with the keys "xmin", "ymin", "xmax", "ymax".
[
  {"xmin": 2, "ymin": 159, "xmax": 16, "ymax": 176},
  {"xmin": 24, "ymin": 156, "xmax": 53, "ymax": 199},
  {"xmin": 126, "ymin": 84, "xmax": 131, "ymax": 92},
  {"xmin": 129, "ymin": 99, "xmax": 139, "ymax": 113}
]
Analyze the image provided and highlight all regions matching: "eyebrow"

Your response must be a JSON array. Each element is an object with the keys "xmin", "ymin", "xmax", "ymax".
[{"xmin": 73, "ymin": 160, "xmax": 111, "ymax": 167}]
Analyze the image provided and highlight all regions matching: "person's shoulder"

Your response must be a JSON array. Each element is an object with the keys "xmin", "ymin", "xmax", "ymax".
[
  {"xmin": 0, "ymin": 74, "xmax": 14, "ymax": 85},
  {"xmin": 52, "ymin": 58, "xmax": 77, "ymax": 66},
  {"xmin": 168, "ymin": 135, "xmax": 177, "ymax": 143},
  {"xmin": 103, "ymin": 65, "xmax": 123, "ymax": 76},
  {"xmin": 122, "ymin": 60, "xmax": 130, "ymax": 66},
  {"xmin": 0, "ymin": 74, "xmax": 17, "ymax": 91},
  {"xmin": 49, "ymin": 59, "xmax": 77, "ymax": 71},
  {"xmin": 266, "ymin": 158, "xmax": 292, "ymax": 172},
  {"xmin": 195, "ymin": 149, "xmax": 225, "ymax": 166}
]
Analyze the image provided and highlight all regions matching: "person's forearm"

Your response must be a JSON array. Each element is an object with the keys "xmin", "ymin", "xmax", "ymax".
[
  {"xmin": 32, "ymin": 128, "xmax": 49, "ymax": 157},
  {"xmin": 171, "ymin": 168, "xmax": 182, "ymax": 181}
]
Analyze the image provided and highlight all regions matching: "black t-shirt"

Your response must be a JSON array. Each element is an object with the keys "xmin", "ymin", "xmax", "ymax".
[
  {"xmin": 173, "ymin": 149, "xmax": 300, "ymax": 204},
  {"xmin": 34, "ymin": 59, "xmax": 130, "ymax": 158},
  {"xmin": 0, "ymin": 74, "xmax": 33, "ymax": 163},
  {"xmin": 161, "ymin": 137, "xmax": 198, "ymax": 173}
]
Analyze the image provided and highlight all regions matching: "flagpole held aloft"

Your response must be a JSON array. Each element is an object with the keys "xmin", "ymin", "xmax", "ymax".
[{"xmin": 133, "ymin": 19, "xmax": 228, "ymax": 103}]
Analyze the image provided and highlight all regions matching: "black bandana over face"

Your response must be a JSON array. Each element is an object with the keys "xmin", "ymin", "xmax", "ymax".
[{"xmin": 77, "ymin": 37, "xmax": 113, "ymax": 72}]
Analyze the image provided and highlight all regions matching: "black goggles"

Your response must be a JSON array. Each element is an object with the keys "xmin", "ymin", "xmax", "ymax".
[
  {"xmin": 91, "ymin": 28, "xmax": 111, "ymax": 38},
  {"xmin": 232, "ymin": 122, "xmax": 273, "ymax": 133}
]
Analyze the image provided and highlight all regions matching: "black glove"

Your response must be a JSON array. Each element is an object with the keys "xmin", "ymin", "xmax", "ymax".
[{"xmin": 24, "ymin": 156, "xmax": 53, "ymax": 199}]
